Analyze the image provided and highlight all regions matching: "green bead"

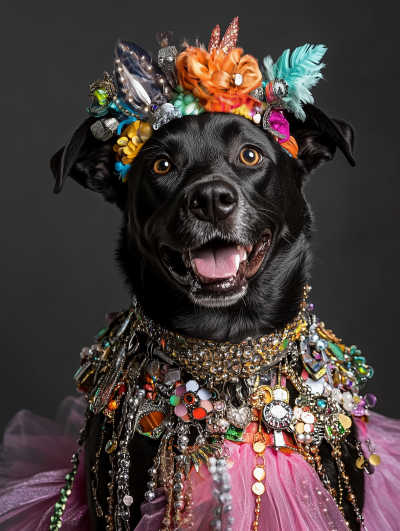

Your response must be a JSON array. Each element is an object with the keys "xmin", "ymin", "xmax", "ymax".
[
  {"xmin": 367, "ymin": 366, "xmax": 374, "ymax": 378},
  {"xmin": 60, "ymin": 495, "xmax": 68, "ymax": 503},
  {"xmin": 183, "ymin": 101, "xmax": 198, "ymax": 115},
  {"xmin": 50, "ymin": 516, "xmax": 60, "ymax": 524},
  {"xmin": 95, "ymin": 326, "xmax": 108, "ymax": 341},
  {"xmin": 50, "ymin": 525, "xmax": 58, "ymax": 531},
  {"xmin": 93, "ymin": 88, "xmax": 108, "ymax": 106},
  {"xmin": 225, "ymin": 425, "xmax": 244, "ymax": 442},
  {"xmin": 183, "ymin": 93, "xmax": 195, "ymax": 104},
  {"xmin": 57, "ymin": 521, "xmax": 62, "ymax": 529},
  {"xmin": 173, "ymin": 99, "xmax": 183, "ymax": 109},
  {"xmin": 175, "ymin": 85, "xmax": 184, "ymax": 93},
  {"xmin": 55, "ymin": 508, "xmax": 63, "ymax": 517},
  {"xmin": 65, "ymin": 473, "xmax": 72, "ymax": 481},
  {"xmin": 170, "ymin": 395, "xmax": 180, "ymax": 406},
  {"xmin": 327, "ymin": 341, "xmax": 344, "ymax": 360},
  {"xmin": 197, "ymin": 106, "xmax": 206, "ymax": 114},
  {"xmin": 280, "ymin": 338, "xmax": 289, "ymax": 351},
  {"xmin": 190, "ymin": 108, "xmax": 199, "ymax": 115}
]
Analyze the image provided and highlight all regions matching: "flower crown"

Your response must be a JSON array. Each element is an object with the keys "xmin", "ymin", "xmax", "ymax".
[{"xmin": 87, "ymin": 17, "xmax": 327, "ymax": 182}]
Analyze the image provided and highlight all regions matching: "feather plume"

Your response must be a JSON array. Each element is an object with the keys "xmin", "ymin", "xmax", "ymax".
[{"xmin": 263, "ymin": 44, "xmax": 327, "ymax": 121}]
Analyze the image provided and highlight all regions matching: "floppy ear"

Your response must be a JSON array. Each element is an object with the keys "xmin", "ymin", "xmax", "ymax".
[
  {"xmin": 287, "ymin": 103, "xmax": 355, "ymax": 173},
  {"xmin": 50, "ymin": 117, "xmax": 127, "ymax": 207}
]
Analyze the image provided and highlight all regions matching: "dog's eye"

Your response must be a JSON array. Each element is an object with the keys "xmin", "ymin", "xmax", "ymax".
[
  {"xmin": 239, "ymin": 148, "xmax": 260, "ymax": 166},
  {"xmin": 153, "ymin": 159, "xmax": 171, "ymax": 174}
]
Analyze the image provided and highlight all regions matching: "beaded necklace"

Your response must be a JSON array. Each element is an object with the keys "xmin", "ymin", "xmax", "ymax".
[{"xmin": 48, "ymin": 287, "xmax": 378, "ymax": 531}]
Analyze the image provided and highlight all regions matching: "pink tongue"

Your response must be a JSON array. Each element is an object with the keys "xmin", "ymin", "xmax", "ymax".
[{"xmin": 190, "ymin": 243, "xmax": 244, "ymax": 279}]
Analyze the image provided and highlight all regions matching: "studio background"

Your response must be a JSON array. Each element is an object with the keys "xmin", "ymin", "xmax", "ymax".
[{"xmin": 1, "ymin": 0, "xmax": 398, "ymax": 437}]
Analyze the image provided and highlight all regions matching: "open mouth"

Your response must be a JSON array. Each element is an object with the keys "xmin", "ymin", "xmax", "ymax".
[{"xmin": 160, "ymin": 229, "xmax": 272, "ymax": 303}]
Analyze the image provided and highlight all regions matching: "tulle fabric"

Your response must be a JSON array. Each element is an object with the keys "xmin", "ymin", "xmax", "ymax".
[
  {"xmin": 135, "ymin": 443, "xmax": 348, "ymax": 531},
  {"xmin": 1, "ymin": 398, "xmax": 400, "ymax": 531},
  {"xmin": 188, "ymin": 442, "xmax": 349, "ymax": 531},
  {"xmin": 0, "ymin": 396, "xmax": 91, "ymax": 531},
  {"xmin": 355, "ymin": 412, "xmax": 400, "ymax": 530}
]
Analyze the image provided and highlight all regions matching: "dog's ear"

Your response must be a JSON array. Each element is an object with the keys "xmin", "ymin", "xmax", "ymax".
[
  {"xmin": 287, "ymin": 104, "xmax": 355, "ymax": 173},
  {"xmin": 50, "ymin": 117, "xmax": 126, "ymax": 207}
]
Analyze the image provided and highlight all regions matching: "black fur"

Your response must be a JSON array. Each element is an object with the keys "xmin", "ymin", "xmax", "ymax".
[{"xmin": 51, "ymin": 105, "xmax": 363, "ymax": 530}]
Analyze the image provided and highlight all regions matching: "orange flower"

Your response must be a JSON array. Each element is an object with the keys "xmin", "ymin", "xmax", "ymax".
[{"xmin": 176, "ymin": 47, "xmax": 262, "ymax": 112}]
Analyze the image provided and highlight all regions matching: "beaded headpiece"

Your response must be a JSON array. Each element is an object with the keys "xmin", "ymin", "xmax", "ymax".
[{"xmin": 87, "ymin": 17, "xmax": 327, "ymax": 181}]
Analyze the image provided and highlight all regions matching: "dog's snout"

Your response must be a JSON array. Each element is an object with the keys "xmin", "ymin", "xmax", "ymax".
[{"xmin": 187, "ymin": 180, "xmax": 238, "ymax": 224}]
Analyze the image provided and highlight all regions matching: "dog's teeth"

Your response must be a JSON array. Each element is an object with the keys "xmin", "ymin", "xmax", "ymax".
[
  {"xmin": 191, "ymin": 260, "xmax": 198, "ymax": 274},
  {"xmin": 243, "ymin": 251, "xmax": 247, "ymax": 261},
  {"xmin": 237, "ymin": 245, "xmax": 241, "ymax": 250},
  {"xmin": 182, "ymin": 251, "xmax": 191, "ymax": 268},
  {"xmin": 235, "ymin": 254, "xmax": 240, "ymax": 269},
  {"xmin": 198, "ymin": 274, "xmax": 206, "ymax": 283}
]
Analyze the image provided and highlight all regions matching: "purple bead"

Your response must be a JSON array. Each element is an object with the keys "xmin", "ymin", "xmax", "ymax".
[
  {"xmin": 352, "ymin": 406, "xmax": 366, "ymax": 417},
  {"xmin": 307, "ymin": 303, "xmax": 314, "ymax": 311},
  {"xmin": 314, "ymin": 353, "xmax": 322, "ymax": 360},
  {"xmin": 365, "ymin": 394, "xmax": 377, "ymax": 408}
]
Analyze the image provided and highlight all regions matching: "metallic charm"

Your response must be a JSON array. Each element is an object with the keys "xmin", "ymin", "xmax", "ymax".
[
  {"xmin": 88, "ymin": 71, "xmax": 116, "ymax": 104},
  {"xmin": 265, "ymin": 78, "xmax": 289, "ymax": 103},
  {"xmin": 148, "ymin": 103, "xmax": 182, "ymax": 130},
  {"xmin": 262, "ymin": 102, "xmax": 288, "ymax": 140},
  {"xmin": 158, "ymin": 46, "xmax": 179, "ymax": 88},
  {"xmin": 249, "ymin": 86, "xmax": 264, "ymax": 101},
  {"xmin": 90, "ymin": 117, "xmax": 120, "ymax": 142},
  {"xmin": 135, "ymin": 399, "xmax": 171, "ymax": 439},
  {"xmin": 225, "ymin": 404, "xmax": 252, "ymax": 429}
]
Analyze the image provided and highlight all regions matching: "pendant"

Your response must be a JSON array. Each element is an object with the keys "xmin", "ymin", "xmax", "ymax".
[
  {"xmin": 262, "ymin": 383, "xmax": 293, "ymax": 448},
  {"xmin": 105, "ymin": 432, "xmax": 118, "ymax": 453}
]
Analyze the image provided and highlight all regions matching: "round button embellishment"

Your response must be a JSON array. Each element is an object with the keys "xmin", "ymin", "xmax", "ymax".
[{"xmin": 263, "ymin": 400, "xmax": 293, "ymax": 429}]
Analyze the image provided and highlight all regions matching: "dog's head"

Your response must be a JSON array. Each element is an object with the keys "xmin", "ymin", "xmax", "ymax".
[{"xmin": 51, "ymin": 106, "xmax": 354, "ymax": 340}]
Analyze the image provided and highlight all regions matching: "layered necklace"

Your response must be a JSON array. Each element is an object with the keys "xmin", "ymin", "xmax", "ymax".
[{"xmin": 47, "ymin": 286, "xmax": 379, "ymax": 531}]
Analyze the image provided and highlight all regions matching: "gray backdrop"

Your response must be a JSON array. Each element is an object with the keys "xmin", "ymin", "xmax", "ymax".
[{"xmin": 1, "ymin": 0, "xmax": 399, "ymax": 438}]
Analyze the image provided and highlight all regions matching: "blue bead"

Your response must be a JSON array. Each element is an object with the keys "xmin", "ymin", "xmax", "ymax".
[{"xmin": 317, "ymin": 399, "xmax": 327, "ymax": 409}]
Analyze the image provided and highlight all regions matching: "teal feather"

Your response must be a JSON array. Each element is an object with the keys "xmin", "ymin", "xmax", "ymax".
[{"xmin": 263, "ymin": 44, "xmax": 327, "ymax": 121}]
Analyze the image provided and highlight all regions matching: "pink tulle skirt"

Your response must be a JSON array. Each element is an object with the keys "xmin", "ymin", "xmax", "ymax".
[{"xmin": 1, "ymin": 397, "xmax": 399, "ymax": 531}]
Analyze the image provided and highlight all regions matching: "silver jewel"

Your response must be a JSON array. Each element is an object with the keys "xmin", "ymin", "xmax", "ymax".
[
  {"xmin": 249, "ymin": 86, "xmax": 264, "ymax": 101},
  {"xmin": 262, "ymin": 103, "xmax": 288, "ymax": 140},
  {"xmin": 158, "ymin": 45, "xmax": 178, "ymax": 88},
  {"xmin": 225, "ymin": 404, "xmax": 251, "ymax": 429},
  {"xmin": 90, "ymin": 117, "xmax": 120, "ymax": 142},
  {"xmin": 148, "ymin": 103, "xmax": 182, "ymax": 130},
  {"xmin": 263, "ymin": 399, "xmax": 293, "ymax": 429},
  {"xmin": 123, "ymin": 494, "xmax": 133, "ymax": 506}
]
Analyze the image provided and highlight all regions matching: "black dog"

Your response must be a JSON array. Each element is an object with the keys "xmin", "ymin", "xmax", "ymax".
[{"xmin": 51, "ymin": 106, "xmax": 363, "ymax": 530}]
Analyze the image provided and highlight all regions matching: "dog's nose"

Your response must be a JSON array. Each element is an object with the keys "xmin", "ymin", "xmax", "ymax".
[{"xmin": 187, "ymin": 180, "xmax": 238, "ymax": 224}]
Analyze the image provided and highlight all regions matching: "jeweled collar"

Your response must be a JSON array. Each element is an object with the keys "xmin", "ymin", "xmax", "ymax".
[{"xmin": 132, "ymin": 284, "xmax": 310, "ymax": 384}]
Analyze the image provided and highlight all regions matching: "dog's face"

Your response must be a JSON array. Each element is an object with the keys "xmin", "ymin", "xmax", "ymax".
[
  {"xmin": 126, "ymin": 113, "xmax": 305, "ymax": 308},
  {"xmin": 52, "ymin": 106, "xmax": 354, "ymax": 340}
]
